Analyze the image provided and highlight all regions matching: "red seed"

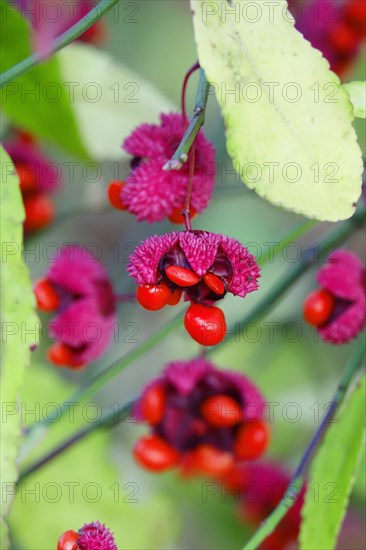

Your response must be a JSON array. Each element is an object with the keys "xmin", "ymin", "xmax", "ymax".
[
  {"xmin": 57, "ymin": 530, "xmax": 79, "ymax": 550},
  {"xmin": 133, "ymin": 435, "xmax": 179, "ymax": 472},
  {"xmin": 234, "ymin": 421, "xmax": 270, "ymax": 460},
  {"xmin": 327, "ymin": 23, "xmax": 359, "ymax": 54},
  {"xmin": 344, "ymin": 1, "xmax": 366, "ymax": 38},
  {"xmin": 167, "ymin": 288, "xmax": 182, "ymax": 306},
  {"xmin": 165, "ymin": 266, "xmax": 200, "ymax": 287},
  {"xmin": 203, "ymin": 272, "xmax": 225, "ymax": 295},
  {"xmin": 16, "ymin": 162, "xmax": 38, "ymax": 193},
  {"xmin": 184, "ymin": 304, "xmax": 226, "ymax": 346},
  {"xmin": 303, "ymin": 289, "xmax": 335, "ymax": 327},
  {"xmin": 201, "ymin": 394, "xmax": 242, "ymax": 427},
  {"xmin": 140, "ymin": 385, "xmax": 166, "ymax": 425},
  {"xmin": 34, "ymin": 279, "xmax": 60, "ymax": 312},
  {"xmin": 47, "ymin": 343, "xmax": 84, "ymax": 369},
  {"xmin": 107, "ymin": 180, "xmax": 128, "ymax": 210},
  {"xmin": 23, "ymin": 194, "xmax": 55, "ymax": 232},
  {"xmin": 183, "ymin": 445, "xmax": 234, "ymax": 477},
  {"xmin": 136, "ymin": 283, "xmax": 172, "ymax": 311}
]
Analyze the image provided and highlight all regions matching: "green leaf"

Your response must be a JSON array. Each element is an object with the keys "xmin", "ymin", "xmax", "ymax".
[
  {"xmin": 56, "ymin": 43, "xmax": 175, "ymax": 160},
  {"xmin": 299, "ymin": 374, "xmax": 366, "ymax": 550},
  {"xmin": 0, "ymin": 147, "xmax": 39, "ymax": 549},
  {"xmin": 343, "ymin": 81, "xmax": 366, "ymax": 119},
  {"xmin": 10, "ymin": 363, "xmax": 180, "ymax": 549},
  {"xmin": 190, "ymin": 0, "xmax": 363, "ymax": 221},
  {"xmin": 0, "ymin": 1, "xmax": 88, "ymax": 159}
]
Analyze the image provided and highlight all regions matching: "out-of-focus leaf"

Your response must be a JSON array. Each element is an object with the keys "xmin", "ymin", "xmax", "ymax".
[
  {"xmin": 57, "ymin": 43, "xmax": 175, "ymax": 160},
  {"xmin": 0, "ymin": 147, "xmax": 39, "ymax": 548},
  {"xmin": 0, "ymin": 1, "xmax": 88, "ymax": 158},
  {"xmin": 10, "ymin": 363, "xmax": 180, "ymax": 549},
  {"xmin": 343, "ymin": 81, "xmax": 366, "ymax": 119},
  {"xmin": 300, "ymin": 374, "xmax": 366, "ymax": 550},
  {"xmin": 190, "ymin": 0, "xmax": 363, "ymax": 221}
]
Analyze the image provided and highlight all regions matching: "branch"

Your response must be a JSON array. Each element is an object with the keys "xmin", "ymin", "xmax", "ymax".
[
  {"xmin": 18, "ymin": 402, "xmax": 133, "ymax": 482},
  {"xmin": 163, "ymin": 69, "xmax": 210, "ymax": 170},
  {"xmin": 241, "ymin": 333, "xmax": 365, "ymax": 550},
  {"xmin": 0, "ymin": 0, "xmax": 119, "ymax": 88}
]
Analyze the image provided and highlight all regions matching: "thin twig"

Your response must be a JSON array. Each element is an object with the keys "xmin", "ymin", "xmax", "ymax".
[
  {"xmin": 163, "ymin": 69, "xmax": 209, "ymax": 170},
  {"xmin": 18, "ymin": 402, "xmax": 133, "ymax": 482},
  {"xmin": 182, "ymin": 145, "xmax": 196, "ymax": 231},
  {"xmin": 0, "ymin": 0, "xmax": 120, "ymax": 87},
  {"xmin": 242, "ymin": 335, "xmax": 365, "ymax": 550}
]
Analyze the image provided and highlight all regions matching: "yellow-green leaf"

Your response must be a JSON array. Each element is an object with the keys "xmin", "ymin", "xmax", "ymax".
[
  {"xmin": 300, "ymin": 374, "xmax": 366, "ymax": 550},
  {"xmin": 190, "ymin": 0, "xmax": 363, "ymax": 221},
  {"xmin": 0, "ymin": 147, "xmax": 39, "ymax": 548},
  {"xmin": 343, "ymin": 81, "xmax": 366, "ymax": 119}
]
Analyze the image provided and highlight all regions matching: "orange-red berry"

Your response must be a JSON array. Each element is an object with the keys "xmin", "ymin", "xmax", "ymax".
[
  {"xmin": 57, "ymin": 530, "xmax": 79, "ymax": 550},
  {"xmin": 201, "ymin": 394, "xmax": 242, "ymax": 427},
  {"xmin": 140, "ymin": 385, "xmax": 166, "ymax": 425},
  {"xmin": 344, "ymin": 1, "xmax": 366, "ymax": 37},
  {"xmin": 167, "ymin": 288, "xmax": 182, "ymax": 306},
  {"xmin": 327, "ymin": 23, "xmax": 358, "ymax": 54},
  {"xmin": 136, "ymin": 283, "xmax": 172, "ymax": 311},
  {"xmin": 34, "ymin": 279, "xmax": 60, "ymax": 312},
  {"xmin": 303, "ymin": 289, "xmax": 335, "ymax": 327},
  {"xmin": 165, "ymin": 266, "xmax": 200, "ymax": 287},
  {"xmin": 183, "ymin": 444, "xmax": 234, "ymax": 477},
  {"xmin": 16, "ymin": 163, "xmax": 38, "ymax": 193},
  {"xmin": 107, "ymin": 180, "xmax": 128, "ymax": 210},
  {"xmin": 47, "ymin": 343, "xmax": 84, "ymax": 369},
  {"xmin": 23, "ymin": 194, "xmax": 55, "ymax": 232},
  {"xmin": 203, "ymin": 272, "xmax": 225, "ymax": 295},
  {"xmin": 184, "ymin": 304, "xmax": 226, "ymax": 346},
  {"xmin": 133, "ymin": 435, "xmax": 179, "ymax": 472},
  {"xmin": 234, "ymin": 421, "xmax": 270, "ymax": 460}
]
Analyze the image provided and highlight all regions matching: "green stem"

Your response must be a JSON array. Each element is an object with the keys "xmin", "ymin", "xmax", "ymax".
[
  {"xmin": 23, "ymin": 312, "xmax": 183, "ymax": 440},
  {"xmin": 210, "ymin": 209, "xmax": 365, "ymax": 353},
  {"xmin": 242, "ymin": 335, "xmax": 365, "ymax": 550},
  {"xmin": 0, "ymin": 0, "xmax": 119, "ymax": 88},
  {"xmin": 163, "ymin": 69, "xmax": 210, "ymax": 170},
  {"xmin": 18, "ymin": 402, "xmax": 133, "ymax": 482},
  {"xmin": 257, "ymin": 219, "xmax": 317, "ymax": 267}
]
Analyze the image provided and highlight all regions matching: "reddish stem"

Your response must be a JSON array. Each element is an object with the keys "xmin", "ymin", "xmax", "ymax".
[
  {"xmin": 182, "ymin": 145, "xmax": 196, "ymax": 231},
  {"xmin": 181, "ymin": 62, "xmax": 200, "ymax": 122}
]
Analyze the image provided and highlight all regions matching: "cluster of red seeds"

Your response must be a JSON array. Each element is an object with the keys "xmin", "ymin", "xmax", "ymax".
[
  {"xmin": 326, "ymin": 1, "xmax": 366, "ymax": 75},
  {"xmin": 33, "ymin": 279, "xmax": 84, "ymax": 368},
  {"xmin": 133, "ymin": 382, "xmax": 270, "ymax": 475},
  {"xmin": 14, "ymin": 134, "xmax": 55, "ymax": 233},
  {"xmin": 136, "ymin": 265, "xmax": 228, "ymax": 346}
]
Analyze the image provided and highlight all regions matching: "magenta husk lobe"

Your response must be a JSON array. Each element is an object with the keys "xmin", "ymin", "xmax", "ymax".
[
  {"xmin": 120, "ymin": 112, "xmax": 216, "ymax": 222},
  {"xmin": 128, "ymin": 230, "xmax": 260, "ymax": 304},
  {"xmin": 47, "ymin": 246, "xmax": 116, "ymax": 364},
  {"xmin": 316, "ymin": 250, "xmax": 366, "ymax": 344},
  {"xmin": 4, "ymin": 137, "xmax": 61, "ymax": 193},
  {"xmin": 77, "ymin": 521, "xmax": 117, "ymax": 550}
]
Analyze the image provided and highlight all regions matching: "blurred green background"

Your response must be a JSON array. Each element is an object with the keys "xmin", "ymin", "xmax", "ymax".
[{"xmin": 1, "ymin": 1, "xmax": 365, "ymax": 548}]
